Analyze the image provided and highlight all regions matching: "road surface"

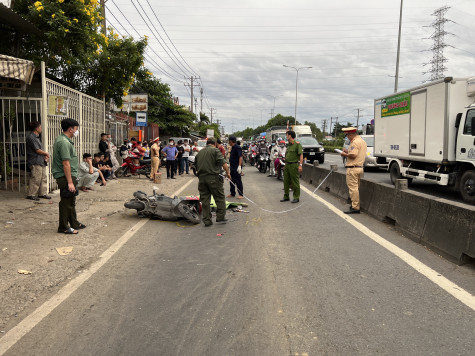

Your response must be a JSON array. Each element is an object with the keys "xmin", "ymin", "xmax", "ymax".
[{"xmin": 1, "ymin": 169, "xmax": 474, "ymax": 356}]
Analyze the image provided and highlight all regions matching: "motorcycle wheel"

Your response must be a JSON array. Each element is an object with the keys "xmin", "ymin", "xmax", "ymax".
[
  {"xmin": 193, "ymin": 167, "xmax": 198, "ymax": 176},
  {"xmin": 124, "ymin": 199, "xmax": 145, "ymax": 211},
  {"xmin": 259, "ymin": 163, "xmax": 267, "ymax": 173},
  {"xmin": 177, "ymin": 203, "xmax": 201, "ymax": 224},
  {"xmin": 117, "ymin": 166, "xmax": 128, "ymax": 178},
  {"xmin": 143, "ymin": 167, "xmax": 151, "ymax": 179}
]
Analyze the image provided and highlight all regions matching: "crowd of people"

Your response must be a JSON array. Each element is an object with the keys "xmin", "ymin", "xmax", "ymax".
[{"xmin": 25, "ymin": 117, "xmax": 365, "ymax": 233}]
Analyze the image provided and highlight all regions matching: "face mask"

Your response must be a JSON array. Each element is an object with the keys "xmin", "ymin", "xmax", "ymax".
[{"xmin": 73, "ymin": 129, "xmax": 79, "ymax": 138}]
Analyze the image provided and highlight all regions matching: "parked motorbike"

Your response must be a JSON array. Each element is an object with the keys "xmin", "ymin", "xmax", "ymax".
[
  {"xmin": 188, "ymin": 155, "xmax": 198, "ymax": 176},
  {"xmin": 257, "ymin": 153, "xmax": 270, "ymax": 173},
  {"xmin": 117, "ymin": 151, "xmax": 151, "ymax": 178},
  {"xmin": 275, "ymin": 155, "xmax": 285, "ymax": 180},
  {"xmin": 124, "ymin": 190, "xmax": 202, "ymax": 224}
]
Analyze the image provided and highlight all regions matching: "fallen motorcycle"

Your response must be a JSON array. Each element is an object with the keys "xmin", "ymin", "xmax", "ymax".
[{"xmin": 124, "ymin": 190, "xmax": 202, "ymax": 224}]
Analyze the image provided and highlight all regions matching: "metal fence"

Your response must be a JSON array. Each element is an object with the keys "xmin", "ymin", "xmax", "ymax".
[
  {"xmin": 0, "ymin": 97, "xmax": 42, "ymax": 191},
  {"xmin": 0, "ymin": 62, "xmax": 107, "ymax": 193}
]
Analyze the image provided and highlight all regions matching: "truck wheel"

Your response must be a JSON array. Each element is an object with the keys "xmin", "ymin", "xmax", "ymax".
[
  {"xmin": 389, "ymin": 162, "xmax": 401, "ymax": 185},
  {"xmin": 319, "ymin": 156, "xmax": 325, "ymax": 164},
  {"xmin": 460, "ymin": 170, "xmax": 475, "ymax": 204}
]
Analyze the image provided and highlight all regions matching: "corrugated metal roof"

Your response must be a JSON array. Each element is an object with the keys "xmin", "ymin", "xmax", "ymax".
[
  {"xmin": 0, "ymin": 54, "xmax": 35, "ymax": 84},
  {"xmin": 0, "ymin": 3, "xmax": 38, "ymax": 34}
]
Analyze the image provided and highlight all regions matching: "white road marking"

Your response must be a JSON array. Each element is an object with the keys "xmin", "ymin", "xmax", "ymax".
[
  {"xmin": 301, "ymin": 185, "xmax": 475, "ymax": 312},
  {"xmin": 0, "ymin": 179, "xmax": 196, "ymax": 355}
]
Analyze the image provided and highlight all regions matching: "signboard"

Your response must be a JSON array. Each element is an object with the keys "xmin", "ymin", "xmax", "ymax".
[
  {"xmin": 381, "ymin": 92, "xmax": 410, "ymax": 117},
  {"xmin": 48, "ymin": 95, "xmax": 68, "ymax": 116},
  {"xmin": 135, "ymin": 112, "xmax": 147, "ymax": 127},
  {"xmin": 206, "ymin": 129, "xmax": 214, "ymax": 138},
  {"xmin": 112, "ymin": 94, "xmax": 148, "ymax": 112}
]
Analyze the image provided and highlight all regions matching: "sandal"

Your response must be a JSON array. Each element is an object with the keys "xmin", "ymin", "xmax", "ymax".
[
  {"xmin": 77, "ymin": 223, "xmax": 86, "ymax": 229},
  {"xmin": 59, "ymin": 227, "xmax": 78, "ymax": 235},
  {"xmin": 38, "ymin": 195, "xmax": 52, "ymax": 199}
]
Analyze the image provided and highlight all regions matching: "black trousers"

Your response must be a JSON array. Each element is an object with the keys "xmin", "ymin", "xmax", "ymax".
[
  {"xmin": 229, "ymin": 169, "xmax": 243, "ymax": 196},
  {"xmin": 166, "ymin": 160, "xmax": 175, "ymax": 178},
  {"xmin": 56, "ymin": 176, "xmax": 80, "ymax": 231}
]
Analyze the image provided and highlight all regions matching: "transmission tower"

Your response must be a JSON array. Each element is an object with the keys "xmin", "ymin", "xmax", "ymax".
[{"xmin": 423, "ymin": 6, "xmax": 453, "ymax": 81}]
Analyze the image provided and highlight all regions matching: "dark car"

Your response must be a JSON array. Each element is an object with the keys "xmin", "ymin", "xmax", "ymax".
[{"xmin": 298, "ymin": 136, "xmax": 325, "ymax": 164}]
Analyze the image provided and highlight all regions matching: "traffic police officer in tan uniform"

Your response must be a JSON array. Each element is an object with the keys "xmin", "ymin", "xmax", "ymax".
[
  {"xmin": 195, "ymin": 137, "xmax": 231, "ymax": 226},
  {"xmin": 340, "ymin": 127, "xmax": 367, "ymax": 214}
]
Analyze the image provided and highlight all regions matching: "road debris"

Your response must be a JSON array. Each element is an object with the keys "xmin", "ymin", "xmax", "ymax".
[
  {"xmin": 55, "ymin": 247, "xmax": 73, "ymax": 256},
  {"xmin": 18, "ymin": 269, "xmax": 32, "ymax": 275}
]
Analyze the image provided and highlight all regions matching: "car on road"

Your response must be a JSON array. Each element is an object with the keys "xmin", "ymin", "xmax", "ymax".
[
  {"xmin": 298, "ymin": 136, "xmax": 325, "ymax": 164},
  {"xmin": 342, "ymin": 135, "xmax": 388, "ymax": 169}
]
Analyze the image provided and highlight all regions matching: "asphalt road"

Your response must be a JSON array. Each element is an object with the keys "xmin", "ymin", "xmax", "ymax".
[
  {"xmin": 2, "ymin": 170, "xmax": 475, "ymax": 356},
  {"xmin": 322, "ymin": 153, "xmax": 468, "ymax": 205}
]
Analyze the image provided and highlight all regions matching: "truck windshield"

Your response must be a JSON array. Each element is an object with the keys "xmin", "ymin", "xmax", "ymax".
[
  {"xmin": 362, "ymin": 136, "xmax": 375, "ymax": 147},
  {"xmin": 298, "ymin": 137, "xmax": 319, "ymax": 145}
]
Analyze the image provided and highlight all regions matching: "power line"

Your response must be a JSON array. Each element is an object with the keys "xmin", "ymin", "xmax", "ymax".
[
  {"xmin": 133, "ymin": 0, "xmax": 192, "ymax": 77},
  {"xmin": 107, "ymin": 0, "xmax": 185, "ymax": 79},
  {"xmin": 145, "ymin": 0, "xmax": 201, "ymax": 78}
]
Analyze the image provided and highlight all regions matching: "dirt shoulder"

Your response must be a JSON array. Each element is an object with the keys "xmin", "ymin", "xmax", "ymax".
[{"xmin": 0, "ymin": 172, "xmax": 196, "ymax": 334}]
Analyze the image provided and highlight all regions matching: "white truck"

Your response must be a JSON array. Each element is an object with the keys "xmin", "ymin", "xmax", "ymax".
[
  {"xmin": 291, "ymin": 124, "xmax": 313, "ymax": 138},
  {"xmin": 374, "ymin": 76, "xmax": 475, "ymax": 204}
]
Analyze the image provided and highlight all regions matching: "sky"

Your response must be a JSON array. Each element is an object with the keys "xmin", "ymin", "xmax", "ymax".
[{"xmin": 106, "ymin": 0, "xmax": 475, "ymax": 134}]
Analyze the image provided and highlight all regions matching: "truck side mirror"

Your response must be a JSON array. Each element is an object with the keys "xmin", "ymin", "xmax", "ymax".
[{"xmin": 455, "ymin": 113, "xmax": 462, "ymax": 129}]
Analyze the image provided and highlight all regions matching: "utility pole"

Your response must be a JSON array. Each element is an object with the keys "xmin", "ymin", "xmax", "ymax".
[
  {"xmin": 100, "ymin": 0, "xmax": 107, "ymax": 35},
  {"xmin": 209, "ymin": 108, "xmax": 217, "ymax": 123},
  {"xmin": 200, "ymin": 87, "xmax": 204, "ymax": 114},
  {"xmin": 329, "ymin": 117, "xmax": 333, "ymax": 138},
  {"xmin": 334, "ymin": 117, "xmax": 339, "ymax": 138},
  {"xmin": 194, "ymin": 98, "xmax": 198, "ymax": 117},
  {"xmin": 321, "ymin": 119, "xmax": 328, "ymax": 136},
  {"xmin": 356, "ymin": 109, "xmax": 362, "ymax": 131},
  {"xmin": 184, "ymin": 76, "xmax": 200, "ymax": 116},
  {"xmin": 394, "ymin": 0, "xmax": 403, "ymax": 92}
]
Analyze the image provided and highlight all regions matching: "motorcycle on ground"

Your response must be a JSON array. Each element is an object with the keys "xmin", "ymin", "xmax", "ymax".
[
  {"xmin": 116, "ymin": 151, "xmax": 151, "ymax": 178},
  {"xmin": 257, "ymin": 152, "xmax": 270, "ymax": 173},
  {"xmin": 124, "ymin": 190, "xmax": 202, "ymax": 224}
]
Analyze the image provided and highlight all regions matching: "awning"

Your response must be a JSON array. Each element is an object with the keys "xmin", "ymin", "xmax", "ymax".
[{"xmin": 0, "ymin": 54, "xmax": 35, "ymax": 85}]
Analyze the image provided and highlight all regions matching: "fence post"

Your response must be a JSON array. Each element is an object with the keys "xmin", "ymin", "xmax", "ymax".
[{"xmin": 40, "ymin": 61, "xmax": 50, "ymax": 192}]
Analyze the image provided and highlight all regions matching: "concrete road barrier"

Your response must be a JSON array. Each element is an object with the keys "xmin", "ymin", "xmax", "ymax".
[{"xmin": 302, "ymin": 164, "xmax": 475, "ymax": 264}]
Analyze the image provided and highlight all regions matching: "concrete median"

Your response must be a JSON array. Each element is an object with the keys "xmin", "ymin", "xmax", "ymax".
[{"xmin": 302, "ymin": 164, "xmax": 475, "ymax": 264}]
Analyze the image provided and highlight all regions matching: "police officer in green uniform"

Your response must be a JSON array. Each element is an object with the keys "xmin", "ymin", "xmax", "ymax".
[
  {"xmin": 195, "ymin": 137, "xmax": 231, "ymax": 226},
  {"xmin": 280, "ymin": 130, "xmax": 303, "ymax": 203}
]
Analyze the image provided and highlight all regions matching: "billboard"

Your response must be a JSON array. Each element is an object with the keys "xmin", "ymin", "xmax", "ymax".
[
  {"xmin": 381, "ymin": 92, "xmax": 410, "ymax": 117},
  {"xmin": 112, "ymin": 94, "xmax": 148, "ymax": 112}
]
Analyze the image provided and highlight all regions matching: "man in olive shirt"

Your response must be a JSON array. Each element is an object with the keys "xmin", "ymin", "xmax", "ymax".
[
  {"xmin": 195, "ymin": 137, "xmax": 231, "ymax": 226},
  {"xmin": 340, "ymin": 127, "xmax": 367, "ymax": 214},
  {"xmin": 280, "ymin": 130, "xmax": 303, "ymax": 203},
  {"xmin": 52, "ymin": 118, "xmax": 85, "ymax": 234}
]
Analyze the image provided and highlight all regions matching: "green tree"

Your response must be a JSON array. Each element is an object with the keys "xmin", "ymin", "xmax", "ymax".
[{"xmin": 5, "ymin": 1, "xmax": 146, "ymax": 106}]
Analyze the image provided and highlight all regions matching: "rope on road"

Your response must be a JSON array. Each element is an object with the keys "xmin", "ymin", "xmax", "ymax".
[{"xmin": 221, "ymin": 167, "xmax": 335, "ymax": 214}]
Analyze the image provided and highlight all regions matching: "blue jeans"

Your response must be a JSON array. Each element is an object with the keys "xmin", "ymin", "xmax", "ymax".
[{"xmin": 180, "ymin": 157, "xmax": 189, "ymax": 174}]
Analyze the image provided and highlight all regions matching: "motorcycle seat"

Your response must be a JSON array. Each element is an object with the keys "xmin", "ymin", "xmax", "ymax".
[{"xmin": 139, "ymin": 159, "xmax": 151, "ymax": 165}]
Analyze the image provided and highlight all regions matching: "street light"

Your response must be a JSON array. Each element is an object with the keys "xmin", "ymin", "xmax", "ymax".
[
  {"xmin": 266, "ymin": 94, "xmax": 283, "ymax": 119},
  {"xmin": 283, "ymin": 65, "xmax": 312, "ymax": 125}
]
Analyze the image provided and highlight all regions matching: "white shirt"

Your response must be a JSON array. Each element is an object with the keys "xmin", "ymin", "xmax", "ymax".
[{"xmin": 183, "ymin": 143, "xmax": 190, "ymax": 158}]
